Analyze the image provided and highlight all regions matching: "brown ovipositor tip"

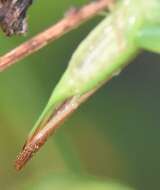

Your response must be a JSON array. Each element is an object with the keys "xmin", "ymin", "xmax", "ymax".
[
  {"xmin": 15, "ymin": 129, "xmax": 49, "ymax": 171},
  {"xmin": 15, "ymin": 138, "xmax": 47, "ymax": 171},
  {"xmin": 15, "ymin": 143, "xmax": 35, "ymax": 171},
  {"xmin": 15, "ymin": 97, "xmax": 84, "ymax": 171}
]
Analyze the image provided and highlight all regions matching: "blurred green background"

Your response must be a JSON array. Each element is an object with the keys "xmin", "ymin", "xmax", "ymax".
[{"xmin": 0, "ymin": 0, "xmax": 159, "ymax": 189}]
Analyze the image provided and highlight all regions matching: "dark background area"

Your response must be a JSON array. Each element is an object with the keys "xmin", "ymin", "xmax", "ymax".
[{"xmin": 0, "ymin": 1, "xmax": 159, "ymax": 189}]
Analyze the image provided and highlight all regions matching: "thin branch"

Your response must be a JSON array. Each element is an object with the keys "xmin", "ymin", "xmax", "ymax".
[{"xmin": 0, "ymin": 0, "xmax": 113, "ymax": 71}]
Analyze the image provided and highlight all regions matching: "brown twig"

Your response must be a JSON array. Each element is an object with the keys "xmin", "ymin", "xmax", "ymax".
[{"xmin": 0, "ymin": 0, "xmax": 113, "ymax": 71}]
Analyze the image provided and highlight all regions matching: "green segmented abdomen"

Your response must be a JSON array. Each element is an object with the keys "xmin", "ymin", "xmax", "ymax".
[
  {"xmin": 52, "ymin": 0, "xmax": 142, "ymax": 102},
  {"xmin": 30, "ymin": 0, "xmax": 160, "ymax": 137}
]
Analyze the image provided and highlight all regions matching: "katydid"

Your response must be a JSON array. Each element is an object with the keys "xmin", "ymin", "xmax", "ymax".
[{"xmin": 15, "ymin": 0, "xmax": 160, "ymax": 170}]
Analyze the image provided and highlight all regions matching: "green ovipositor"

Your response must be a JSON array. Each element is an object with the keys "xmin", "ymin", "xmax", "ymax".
[{"xmin": 15, "ymin": 0, "xmax": 160, "ymax": 170}]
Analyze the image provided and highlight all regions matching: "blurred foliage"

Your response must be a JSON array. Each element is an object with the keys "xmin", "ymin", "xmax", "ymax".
[
  {"xmin": 20, "ymin": 174, "xmax": 134, "ymax": 190},
  {"xmin": 0, "ymin": 0, "xmax": 159, "ymax": 190}
]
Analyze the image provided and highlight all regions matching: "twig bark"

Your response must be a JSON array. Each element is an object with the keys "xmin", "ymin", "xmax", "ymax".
[{"xmin": 0, "ymin": 0, "xmax": 113, "ymax": 72}]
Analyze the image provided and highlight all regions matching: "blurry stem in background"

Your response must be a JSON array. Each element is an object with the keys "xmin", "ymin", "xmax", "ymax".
[{"xmin": 0, "ymin": 0, "xmax": 113, "ymax": 72}]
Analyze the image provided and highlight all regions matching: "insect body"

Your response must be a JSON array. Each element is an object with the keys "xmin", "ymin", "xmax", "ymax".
[{"xmin": 15, "ymin": 0, "xmax": 160, "ymax": 170}]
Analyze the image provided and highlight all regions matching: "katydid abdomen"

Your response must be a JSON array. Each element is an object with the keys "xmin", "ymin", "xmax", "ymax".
[{"xmin": 15, "ymin": 0, "xmax": 160, "ymax": 170}]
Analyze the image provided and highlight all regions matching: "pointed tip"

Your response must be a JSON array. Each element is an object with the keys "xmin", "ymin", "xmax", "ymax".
[
  {"xmin": 15, "ymin": 143, "xmax": 35, "ymax": 171},
  {"xmin": 14, "ymin": 96, "xmax": 82, "ymax": 171}
]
